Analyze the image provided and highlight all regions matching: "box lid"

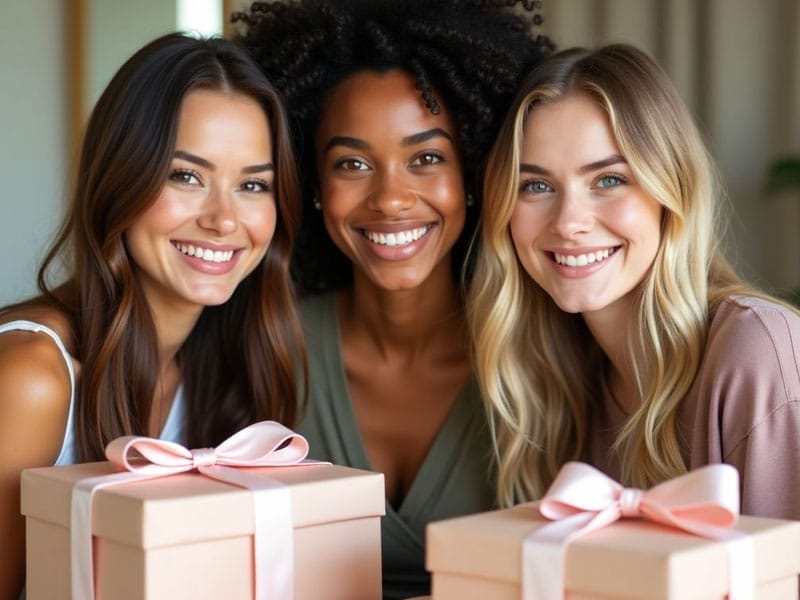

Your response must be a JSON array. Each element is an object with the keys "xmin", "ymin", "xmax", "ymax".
[
  {"xmin": 22, "ymin": 461, "xmax": 385, "ymax": 549},
  {"xmin": 427, "ymin": 506, "xmax": 800, "ymax": 598}
]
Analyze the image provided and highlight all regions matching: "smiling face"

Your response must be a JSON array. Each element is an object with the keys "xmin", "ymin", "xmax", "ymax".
[
  {"xmin": 314, "ymin": 69, "xmax": 466, "ymax": 292},
  {"xmin": 125, "ymin": 89, "xmax": 277, "ymax": 318},
  {"xmin": 510, "ymin": 93, "xmax": 663, "ymax": 323}
]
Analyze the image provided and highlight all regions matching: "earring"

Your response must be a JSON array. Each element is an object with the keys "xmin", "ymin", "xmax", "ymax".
[
  {"xmin": 466, "ymin": 192, "xmax": 475, "ymax": 207},
  {"xmin": 312, "ymin": 197, "xmax": 322, "ymax": 210}
]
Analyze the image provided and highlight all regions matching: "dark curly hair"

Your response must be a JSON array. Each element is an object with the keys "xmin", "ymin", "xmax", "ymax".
[{"xmin": 234, "ymin": 0, "xmax": 554, "ymax": 294}]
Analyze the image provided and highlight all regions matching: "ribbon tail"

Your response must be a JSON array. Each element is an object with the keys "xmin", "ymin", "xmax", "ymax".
[
  {"xmin": 201, "ymin": 466, "xmax": 294, "ymax": 600},
  {"xmin": 716, "ymin": 530, "xmax": 755, "ymax": 600},
  {"xmin": 252, "ymin": 485, "xmax": 293, "ymax": 600},
  {"xmin": 522, "ymin": 538, "xmax": 565, "ymax": 600},
  {"xmin": 71, "ymin": 477, "xmax": 98, "ymax": 600},
  {"xmin": 71, "ymin": 471, "xmax": 161, "ymax": 600},
  {"xmin": 521, "ymin": 507, "xmax": 621, "ymax": 600}
]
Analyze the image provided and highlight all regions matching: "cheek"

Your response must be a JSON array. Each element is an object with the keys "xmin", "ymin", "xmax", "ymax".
[
  {"xmin": 609, "ymin": 194, "xmax": 663, "ymax": 239},
  {"xmin": 133, "ymin": 194, "xmax": 185, "ymax": 234},
  {"xmin": 320, "ymin": 178, "xmax": 367, "ymax": 222},
  {"xmin": 430, "ymin": 173, "xmax": 465, "ymax": 210},
  {"xmin": 242, "ymin": 202, "xmax": 278, "ymax": 245},
  {"xmin": 509, "ymin": 204, "xmax": 544, "ymax": 249},
  {"xmin": 428, "ymin": 174, "xmax": 467, "ymax": 243}
]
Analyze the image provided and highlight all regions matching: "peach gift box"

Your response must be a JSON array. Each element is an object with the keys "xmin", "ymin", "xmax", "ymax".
[
  {"xmin": 426, "ymin": 505, "xmax": 800, "ymax": 599},
  {"xmin": 21, "ymin": 461, "xmax": 385, "ymax": 599}
]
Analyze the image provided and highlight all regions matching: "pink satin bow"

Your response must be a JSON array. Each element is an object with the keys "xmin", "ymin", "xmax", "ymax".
[
  {"xmin": 71, "ymin": 420, "xmax": 315, "ymax": 600},
  {"xmin": 105, "ymin": 419, "xmax": 310, "ymax": 474},
  {"xmin": 522, "ymin": 462, "xmax": 754, "ymax": 600}
]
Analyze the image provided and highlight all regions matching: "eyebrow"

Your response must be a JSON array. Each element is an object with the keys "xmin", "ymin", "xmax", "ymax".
[
  {"xmin": 322, "ymin": 128, "xmax": 454, "ymax": 152},
  {"xmin": 520, "ymin": 154, "xmax": 627, "ymax": 176},
  {"xmin": 402, "ymin": 128, "xmax": 454, "ymax": 146},
  {"xmin": 174, "ymin": 150, "xmax": 273, "ymax": 174}
]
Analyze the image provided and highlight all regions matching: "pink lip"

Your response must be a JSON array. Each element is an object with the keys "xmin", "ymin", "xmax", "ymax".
[
  {"xmin": 172, "ymin": 239, "xmax": 241, "ymax": 251},
  {"xmin": 548, "ymin": 245, "xmax": 619, "ymax": 255}
]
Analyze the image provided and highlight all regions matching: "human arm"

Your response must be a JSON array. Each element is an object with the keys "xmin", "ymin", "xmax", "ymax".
[
  {"xmin": 689, "ymin": 297, "xmax": 800, "ymax": 520},
  {"xmin": 0, "ymin": 330, "xmax": 71, "ymax": 600},
  {"xmin": 727, "ymin": 400, "xmax": 800, "ymax": 519}
]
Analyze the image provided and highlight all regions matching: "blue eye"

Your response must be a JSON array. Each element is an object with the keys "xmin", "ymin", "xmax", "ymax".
[
  {"xmin": 521, "ymin": 179, "xmax": 553, "ymax": 194},
  {"xmin": 596, "ymin": 174, "xmax": 626, "ymax": 189}
]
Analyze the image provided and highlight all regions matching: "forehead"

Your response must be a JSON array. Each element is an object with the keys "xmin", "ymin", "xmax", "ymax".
[
  {"xmin": 521, "ymin": 93, "xmax": 621, "ymax": 164},
  {"xmin": 316, "ymin": 69, "xmax": 456, "ymax": 140},
  {"xmin": 175, "ymin": 89, "xmax": 272, "ymax": 150}
]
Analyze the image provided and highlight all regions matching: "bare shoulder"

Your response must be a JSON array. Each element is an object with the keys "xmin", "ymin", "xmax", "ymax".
[
  {"xmin": 0, "ymin": 307, "xmax": 75, "ymax": 462},
  {"xmin": 0, "ymin": 304, "xmax": 75, "ymax": 351}
]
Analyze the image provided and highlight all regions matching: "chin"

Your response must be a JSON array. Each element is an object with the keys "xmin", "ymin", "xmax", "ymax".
[
  {"xmin": 552, "ymin": 296, "xmax": 606, "ymax": 315},
  {"xmin": 186, "ymin": 287, "xmax": 238, "ymax": 308}
]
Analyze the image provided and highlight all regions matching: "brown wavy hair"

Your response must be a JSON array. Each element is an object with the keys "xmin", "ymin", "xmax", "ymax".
[{"xmin": 11, "ymin": 33, "xmax": 305, "ymax": 460}]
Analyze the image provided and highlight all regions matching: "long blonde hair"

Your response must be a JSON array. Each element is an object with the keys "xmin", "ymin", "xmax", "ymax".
[{"xmin": 470, "ymin": 44, "xmax": 768, "ymax": 507}]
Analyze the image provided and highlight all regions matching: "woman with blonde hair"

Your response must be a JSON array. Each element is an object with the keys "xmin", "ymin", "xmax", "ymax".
[{"xmin": 470, "ymin": 43, "xmax": 800, "ymax": 518}]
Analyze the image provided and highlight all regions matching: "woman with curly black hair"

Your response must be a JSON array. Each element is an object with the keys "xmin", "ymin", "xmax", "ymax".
[{"xmin": 235, "ymin": 2, "xmax": 552, "ymax": 596}]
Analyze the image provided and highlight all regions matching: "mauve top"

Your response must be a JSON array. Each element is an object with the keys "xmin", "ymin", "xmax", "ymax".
[{"xmin": 586, "ymin": 295, "xmax": 800, "ymax": 520}]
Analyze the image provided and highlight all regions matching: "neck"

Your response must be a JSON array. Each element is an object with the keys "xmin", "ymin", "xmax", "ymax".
[
  {"xmin": 153, "ymin": 309, "xmax": 200, "ymax": 368},
  {"xmin": 147, "ymin": 307, "xmax": 197, "ymax": 437},
  {"xmin": 582, "ymin": 297, "xmax": 637, "ymax": 413},
  {"xmin": 342, "ymin": 261, "xmax": 466, "ymax": 361}
]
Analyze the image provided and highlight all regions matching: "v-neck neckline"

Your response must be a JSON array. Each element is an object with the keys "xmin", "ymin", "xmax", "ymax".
[{"xmin": 323, "ymin": 294, "xmax": 475, "ymax": 519}]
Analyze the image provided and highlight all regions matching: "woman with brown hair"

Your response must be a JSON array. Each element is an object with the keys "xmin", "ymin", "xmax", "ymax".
[{"xmin": 0, "ymin": 32, "xmax": 304, "ymax": 597}]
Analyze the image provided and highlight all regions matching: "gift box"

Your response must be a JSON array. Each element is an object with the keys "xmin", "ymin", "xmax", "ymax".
[
  {"xmin": 22, "ymin": 461, "xmax": 385, "ymax": 599},
  {"xmin": 426, "ymin": 506, "xmax": 800, "ymax": 599}
]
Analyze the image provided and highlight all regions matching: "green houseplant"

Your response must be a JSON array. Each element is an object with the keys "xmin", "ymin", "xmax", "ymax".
[
  {"xmin": 766, "ymin": 156, "xmax": 800, "ymax": 194},
  {"xmin": 765, "ymin": 155, "xmax": 800, "ymax": 306}
]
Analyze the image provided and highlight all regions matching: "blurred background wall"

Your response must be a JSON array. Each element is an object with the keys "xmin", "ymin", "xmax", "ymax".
[{"xmin": 0, "ymin": 0, "xmax": 797, "ymax": 307}]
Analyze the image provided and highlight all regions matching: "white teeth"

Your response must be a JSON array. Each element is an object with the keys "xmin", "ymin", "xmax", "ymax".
[
  {"xmin": 554, "ymin": 248, "xmax": 613, "ymax": 267},
  {"xmin": 174, "ymin": 243, "xmax": 234, "ymax": 263},
  {"xmin": 364, "ymin": 226, "xmax": 429, "ymax": 247}
]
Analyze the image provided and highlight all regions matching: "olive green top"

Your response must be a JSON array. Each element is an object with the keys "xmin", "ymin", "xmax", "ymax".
[{"xmin": 296, "ymin": 292, "xmax": 495, "ymax": 599}]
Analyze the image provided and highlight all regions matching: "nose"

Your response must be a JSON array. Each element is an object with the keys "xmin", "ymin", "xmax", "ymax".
[
  {"xmin": 366, "ymin": 168, "xmax": 416, "ymax": 217},
  {"xmin": 550, "ymin": 188, "xmax": 594, "ymax": 238},
  {"xmin": 197, "ymin": 188, "xmax": 237, "ymax": 235}
]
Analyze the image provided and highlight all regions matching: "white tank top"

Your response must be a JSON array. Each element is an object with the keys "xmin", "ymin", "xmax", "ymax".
[{"xmin": 0, "ymin": 319, "xmax": 186, "ymax": 465}]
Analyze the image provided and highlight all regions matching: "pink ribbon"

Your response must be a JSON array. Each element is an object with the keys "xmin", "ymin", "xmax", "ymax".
[
  {"xmin": 521, "ymin": 462, "xmax": 755, "ymax": 599},
  {"xmin": 71, "ymin": 420, "xmax": 316, "ymax": 600}
]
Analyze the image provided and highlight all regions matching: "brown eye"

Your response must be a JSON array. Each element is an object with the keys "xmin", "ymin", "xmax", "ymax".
[
  {"xmin": 241, "ymin": 179, "xmax": 272, "ymax": 193},
  {"xmin": 411, "ymin": 152, "xmax": 443, "ymax": 166},
  {"xmin": 336, "ymin": 158, "xmax": 370, "ymax": 171},
  {"xmin": 169, "ymin": 169, "xmax": 201, "ymax": 185}
]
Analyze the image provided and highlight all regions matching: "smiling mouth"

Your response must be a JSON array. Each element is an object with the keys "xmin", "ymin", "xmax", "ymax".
[
  {"xmin": 552, "ymin": 247, "xmax": 620, "ymax": 267},
  {"xmin": 173, "ymin": 242, "xmax": 235, "ymax": 263},
  {"xmin": 362, "ymin": 225, "xmax": 432, "ymax": 248}
]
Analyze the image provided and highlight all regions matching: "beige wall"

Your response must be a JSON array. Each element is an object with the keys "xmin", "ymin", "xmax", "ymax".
[
  {"xmin": 1, "ymin": 1, "xmax": 797, "ymax": 307},
  {"xmin": 545, "ymin": 0, "xmax": 800, "ymax": 294},
  {"xmin": 0, "ymin": 1, "xmax": 68, "ymax": 306},
  {"xmin": 84, "ymin": 0, "xmax": 177, "ymax": 117}
]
